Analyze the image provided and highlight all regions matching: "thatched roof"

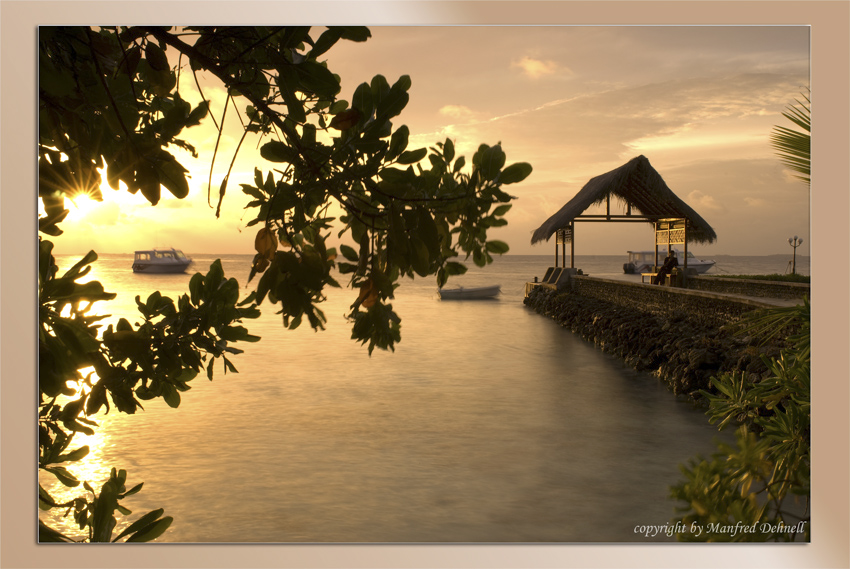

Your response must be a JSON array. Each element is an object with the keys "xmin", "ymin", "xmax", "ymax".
[{"xmin": 530, "ymin": 155, "xmax": 717, "ymax": 244}]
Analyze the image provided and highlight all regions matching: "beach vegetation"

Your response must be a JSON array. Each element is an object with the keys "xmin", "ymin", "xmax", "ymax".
[{"xmin": 669, "ymin": 298, "xmax": 810, "ymax": 541}]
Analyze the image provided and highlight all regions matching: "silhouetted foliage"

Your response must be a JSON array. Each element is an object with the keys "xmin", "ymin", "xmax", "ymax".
[{"xmin": 38, "ymin": 26, "xmax": 532, "ymax": 541}]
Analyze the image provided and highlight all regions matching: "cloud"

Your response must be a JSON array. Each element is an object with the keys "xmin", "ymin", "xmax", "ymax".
[
  {"xmin": 157, "ymin": 197, "xmax": 196, "ymax": 209},
  {"xmin": 744, "ymin": 197, "xmax": 766, "ymax": 207},
  {"xmin": 69, "ymin": 200, "xmax": 122, "ymax": 227},
  {"xmin": 686, "ymin": 190, "xmax": 723, "ymax": 212},
  {"xmin": 438, "ymin": 105, "xmax": 475, "ymax": 119},
  {"xmin": 511, "ymin": 56, "xmax": 562, "ymax": 79}
]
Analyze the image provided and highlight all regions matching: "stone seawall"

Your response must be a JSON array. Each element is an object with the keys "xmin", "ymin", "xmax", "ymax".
[
  {"xmin": 523, "ymin": 283, "xmax": 788, "ymax": 399},
  {"xmin": 686, "ymin": 276, "xmax": 810, "ymax": 300},
  {"xmin": 569, "ymin": 276, "xmax": 775, "ymax": 328}
]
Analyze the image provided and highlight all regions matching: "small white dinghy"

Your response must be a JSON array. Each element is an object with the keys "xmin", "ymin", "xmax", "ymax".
[{"xmin": 438, "ymin": 285, "xmax": 501, "ymax": 300}]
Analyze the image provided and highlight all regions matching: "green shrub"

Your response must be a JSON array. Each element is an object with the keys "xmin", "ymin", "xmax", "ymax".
[{"xmin": 670, "ymin": 298, "xmax": 810, "ymax": 542}]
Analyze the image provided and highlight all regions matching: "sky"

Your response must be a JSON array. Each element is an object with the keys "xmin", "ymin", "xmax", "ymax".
[{"xmin": 52, "ymin": 25, "xmax": 811, "ymax": 257}]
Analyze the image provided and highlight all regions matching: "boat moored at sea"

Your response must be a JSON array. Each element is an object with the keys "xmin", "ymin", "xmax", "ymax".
[
  {"xmin": 438, "ymin": 285, "xmax": 501, "ymax": 300},
  {"xmin": 132, "ymin": 248, "xmax": 193, "ymax": 273},
  {"xmin": 623, "ymin": 249, "xmax": 715, "ymax": 274}
]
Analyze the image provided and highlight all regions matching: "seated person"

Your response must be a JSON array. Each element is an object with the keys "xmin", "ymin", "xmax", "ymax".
[{"xmin": 652, "ymin": 251, "xmax": 679, "ymax": 285}]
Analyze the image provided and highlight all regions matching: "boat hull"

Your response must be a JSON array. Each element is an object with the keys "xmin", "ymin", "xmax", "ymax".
[
  {"xmin": 685, "ymin": 261, "xmax": 715, "ymax": 274},
  {"xmin": 132, "ymin": 262, "xmax": 192, "ymax": 274},
  {"xmin": 438, "ymin": 285, "xmax": 501, "ymax": 300}
]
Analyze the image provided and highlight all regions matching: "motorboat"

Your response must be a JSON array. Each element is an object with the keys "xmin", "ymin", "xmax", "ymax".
[
  {"xmin": 132, "ymin": 248, "xmax": 193, "ymax": 273},
  {"xmin": 438, "ymin": 285, "xmax": 501, "ymax": 300},
  {"xmin": 623, "ymin": 249, "xmax": 715, "ymax": 274}
]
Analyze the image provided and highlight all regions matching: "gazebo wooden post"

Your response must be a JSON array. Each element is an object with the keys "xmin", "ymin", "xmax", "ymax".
[
  {"xmin": 667, "ymin": 221, "xmax": 672, "ymax": 258},
  {"xmin": 561, "ymin": 227, "xmax": 566, "ymax": 268},
  {"xmin": 683, "ymin": 220, "xmax": 689, "ymax": 285},
  {"xmin": 654, "ymin": 221, "xmax": 660, "ymax": 269},
  {"xmin": 554, "ymin": 233, "xmax": 559, "ymax": 268},
  {"xmin": 561, "ymin": 234, "xmax": 567, "ymax": 268},
  {"xmin": 570, "ymin": 222, "xmax": 575, "ymax": 269}
]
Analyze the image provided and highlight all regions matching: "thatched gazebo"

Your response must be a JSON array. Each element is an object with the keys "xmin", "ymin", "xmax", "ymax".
[{"xmin": 531, "ymin": 155, "xmax": 717, "ymax": 273}]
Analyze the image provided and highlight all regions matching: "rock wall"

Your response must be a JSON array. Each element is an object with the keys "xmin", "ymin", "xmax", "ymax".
[
  {"xmin": 570, "ymin": 276, "xmax": 774, "ymax": 327},
  {"xmin": 686, "ymin": 276, "xmax": 810, "ymax": 300},
  {"xmin": 523, "ymin": 284, "xmax": 787, "ymax": 399}
]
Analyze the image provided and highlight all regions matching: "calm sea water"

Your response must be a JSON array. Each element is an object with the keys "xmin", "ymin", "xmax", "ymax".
[{"xmin": 41, "ymin": 253, "xmax": 806, "ymax": 543}]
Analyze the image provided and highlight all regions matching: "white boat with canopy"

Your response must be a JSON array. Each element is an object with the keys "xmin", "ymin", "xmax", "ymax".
[
  {"xmin": 623, "ymin": 249, "xmax": 715, "ymax": 274},
  {"xmin": 132, "ymin": 248, "xmax": 193, "ymax": 273}
]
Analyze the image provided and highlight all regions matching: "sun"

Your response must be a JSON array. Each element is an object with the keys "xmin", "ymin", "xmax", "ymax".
[
  {"xmin": 64, "ymin": 187, "xmax": 104, "ymax": 218},
  {"xmin": 58, "ymin": 166, "xmax": 152, "ymax": 223}
]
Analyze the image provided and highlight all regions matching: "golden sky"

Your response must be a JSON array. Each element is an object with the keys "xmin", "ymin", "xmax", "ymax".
[{"xmin": 53, "ymin": 25, "xmax": 811, "ymax": 256}]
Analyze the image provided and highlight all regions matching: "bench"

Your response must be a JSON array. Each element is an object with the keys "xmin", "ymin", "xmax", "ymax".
[
  {"xmin": 641, "ymin": 266, "xmax": 663, "ymax": 284},
  {"xmin": 642, "ymin": 267, "xmax": 697, "ymax": 286}
]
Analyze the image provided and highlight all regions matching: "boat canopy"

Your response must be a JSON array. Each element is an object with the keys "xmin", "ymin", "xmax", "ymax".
[{"xmin": 135, "ymin": 248, "xmax": 188, "ymax": 260}]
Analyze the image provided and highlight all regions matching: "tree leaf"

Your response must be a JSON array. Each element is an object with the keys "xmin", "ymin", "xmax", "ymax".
[
  {"xmin": 44, "ymin": 465, "xmax": 80, "ymax": 487},
  {"xmin": 357, "ymin": 279, "xmax": 379, "ymax": 309},
  {"xmin": 416, "ymin": 208, "xmax": 440, "ymax": 253},
  {"xmin": 340, "ymin": 244, "xmax": 358, "ymax": 262},
  {"xmin": 486, "ymin": 240, "xmax": 510, "ymax": 255},
  {"xmin": 397, "ymin": 148, "xmax": 427, "ymax": 165},
  {"xmin": 410, "ymin": 235, "xmax": 431, "ymax": 277},
  {"xmin": 492, "ymin": 204, "xmax": 512, "ymax": 217},
  {"xmin": 136, "ymin": 163, "xmax": 161, "ymax": 205},
  {"xmin": 125, "ymin": 516, "xmax": 173, "ymax": 542},
  {"xmin": 254, "ymin": 227, "xmax": 278, "ymax": 261},
  {"xmin": 478, "ymin": 144, "xmax": 506, "ymax": 181},
  {"xmin": 112, "ymin": 508, "xmax": 166, "ymax": 542},
  {"xmin": 338, "ymin": 27, "xmax": 371, "ymax": 42},
  {"xmin": 186, "ymin": 100, "xmax": 210, "ymax": 127},
  {"xmin": 309, "ymin": 28, "xmax": 344, "ymax": 58},
  {"xmin": 379, "ymin": 167, "xmax": 413, "ymax": 185},
  {"xmin": 445, "ymin": 261, "xmax": 468, "ymax": 276},
  {"xmin": 260, "ymin": 140, "xmax": 299, "ymax": 164},
  {"xmin": 387, "ymin": 125, "xmax": 409, "ymax": 160},
  {"xmin": 443, "ymin": 138, "xmax": 455, "ymax": 162},
  {"xmin": 162, "ymin": 384, "xmax": 181, "ymax": 408},
  {"xmin": 375, "ymin": 76, "xmax": 411, "ymax": 121},
  {"xmin": 352, "ymin": 82, "xmax": 374, "ymax": 119},
  {"xmin": 329, "ymin": 108, "xmax": 361, "ymax": 131},
  {"xmin": 56, "ymin": 445, "xmax": 90, "ymax": 463},
  {"xmin": 276, "ymin": 66, "xmax": 307, "ymax": 123},
  {"xmin": 370, "ymin": 74, "xmax": 391, "ymax": 106},
  {"xmin": 295, "ymin": 61, "xmax": 340, "ymax": 98},
  {"xmin": 159, "ymin": 159, "xmax": 190, "ymax": 199},
  {"xmin": 145, "ymin": 42, "xmax": 169, "ymax": 71},
  {"xmin": 498, "ymin": 162, "xmax": 533, "ymax": 184}
]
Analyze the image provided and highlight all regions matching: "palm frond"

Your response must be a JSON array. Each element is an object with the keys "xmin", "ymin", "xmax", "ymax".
[{"xmin": 771, "ymin": 90, "xmax": 810, "ymax": 187}]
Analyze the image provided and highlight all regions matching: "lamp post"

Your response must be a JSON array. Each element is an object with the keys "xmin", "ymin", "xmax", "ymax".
[{"xmin": 788, "ymin": 235, "xmax": 803, "ymax": 275}]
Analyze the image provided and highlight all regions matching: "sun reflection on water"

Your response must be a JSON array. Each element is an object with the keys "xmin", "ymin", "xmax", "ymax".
[{"xmin": 39, "ymin": 407, "xmax": 116, "ymax": 540}]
